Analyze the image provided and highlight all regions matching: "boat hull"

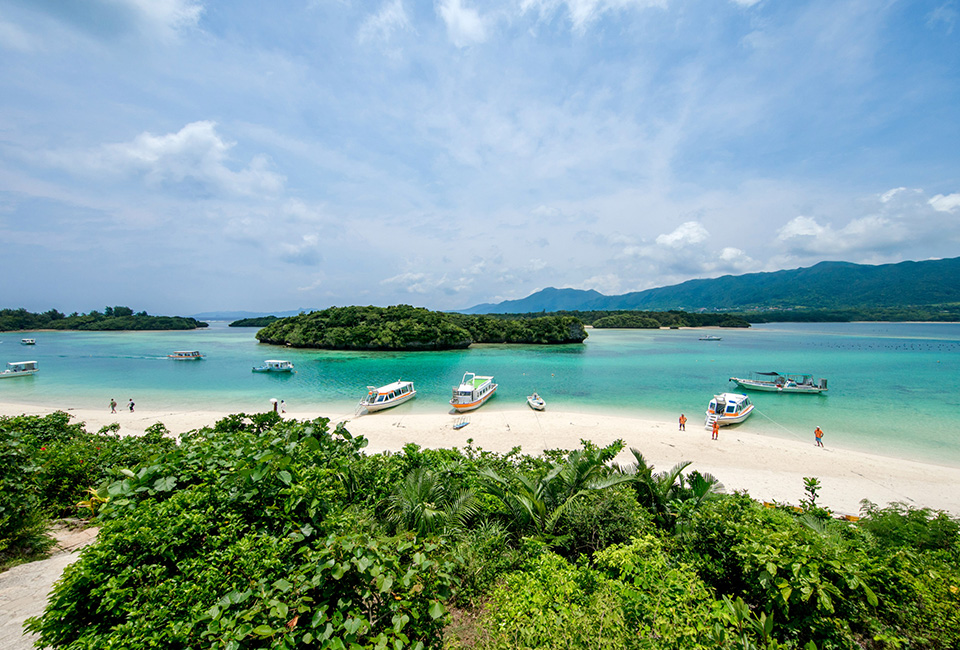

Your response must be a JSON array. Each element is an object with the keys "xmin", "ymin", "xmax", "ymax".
[
  {"xmin": 451, "ymin": 385, "xmax": 497, "ymax": 412},
  {"xmin": 706, "ymin": 404, "xmax": 755, "ymax": 426},
  {"xmin": 730, "ymin": 378, "xmax": 826, "ymax": 394},
  {"xmin": 362, "ymin": 391, "xmax": 416, "ymax": 412},
  {"xmin": 0, "ymin": 370, "xmax": 38, "ymax": 378}
]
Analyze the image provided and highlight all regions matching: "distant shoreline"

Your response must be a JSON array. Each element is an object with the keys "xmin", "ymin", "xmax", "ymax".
[{"xmin": 3, "ymin": 399, "xmax": 959, "ymax": 517}]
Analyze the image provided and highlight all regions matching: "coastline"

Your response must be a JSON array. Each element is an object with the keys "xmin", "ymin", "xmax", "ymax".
[{"xmin": 3, "ymin": 399, "xmax": 959, "ymax": 517}]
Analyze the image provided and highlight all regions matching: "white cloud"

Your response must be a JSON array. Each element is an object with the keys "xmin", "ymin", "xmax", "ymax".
[
  {"xmin": 656, "ymin": 221, "xmax": 709, "ymax": 248},
  {"xmin": 777, "ymin": 214, "xmax": 909, "ymax": 256},
  {"xmin": 730, "ymin": 0, "xmax": 763, "ymax": 7},
  {"xmin": 358, "ymin": 0, "xmax": 412, "ymax": 44},
  {"xmin": 574, "ymin": 273, "xmax": 621, "ymax": 294},
  {"xmin": 777, "ymin": 215, "xmax": 825, "ymax": 240},
  {"xmin": 929, "ymin": 193, "xmax": 960, "ymax": 212},
  {"xmin": 0, "ymin": 19, "xmax": 36, "ymax": 52},
  {"xmin": 880, "ymin": 187, "xmax": 909, "ymax": 202},
  {"xmin": 119, "ymin": 0, "xmax": 204, "ymax": 35},
  {"xmin": 437, "ymin": 0, "xmax": 488, "ymax": 47},
  {"xmin": 60, "ymin": 121, "xmax": 284, "ymax": 197},
  {"xmin": 519, "ymin": 0, "xmax": 667, "ymax": 32}
]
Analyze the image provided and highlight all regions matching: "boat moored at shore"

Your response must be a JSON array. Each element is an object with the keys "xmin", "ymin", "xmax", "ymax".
[
  {"xmin": 252, "ymin": 359, "xmax": 295, "ymax": 373},
  {"xmin": 358, "ymin": 380, "xmax": 417, "ymax": 413},
  {"xmin": 730, "ymin": 372, "xmax": 827, "ymax": 394},
  {"xmin": 705, "ymin": 392, "xmax": 754, "ymax": 427},
  {"xmin": 1, "ymin": 360, "xmax": 38, "ymax": 378},
  {"xmin": 451, "ymin": 372, "xmax": 497, "ymax": 412},
  {"xmin": 168, "ymin": 350, "xmax": 204, "ymax": 360},
  {"xmin": 527, "ymin": 392, "xmax": 546, "ymax": 411}
]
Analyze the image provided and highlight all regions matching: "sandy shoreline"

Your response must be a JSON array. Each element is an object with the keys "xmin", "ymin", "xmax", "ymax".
[{"xmin": 2, "ymin": 400, "xmax": 959, "ymax": 517}]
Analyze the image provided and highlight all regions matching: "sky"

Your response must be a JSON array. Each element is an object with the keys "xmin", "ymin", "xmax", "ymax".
[{"xmin": 1, "ymin": 0, "xmax": 958, "ymax": 315}]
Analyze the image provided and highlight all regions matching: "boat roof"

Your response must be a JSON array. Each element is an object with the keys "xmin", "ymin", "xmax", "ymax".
[
  {"xmin": 459, "ymin": 373, "xmax": 493, "ymax": 388},
  {"xmin": 713, "ymin": 392, "xmax": 749, "ymax": 403},
  {"xmin": 8, "ymin": 360, "xmax": 37, "ymax": 365},
  {"xmin": 173, "ymin": 350, "xmax": 201, "ymax": 354},
  {"xmin": 264, "ymin": 359, "xmax": 292, "ymax": 364},
  {"xmin": 370, "ymin": 380, "xmax": 413, "ymax": 393},
  {"xmin": 754, "ymin": 371, "xmax": 813, "ymax": 377}
]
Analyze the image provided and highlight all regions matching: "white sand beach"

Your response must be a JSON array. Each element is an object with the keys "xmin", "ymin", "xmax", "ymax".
[{"xmin": 3, "ymin": 400, "xmax": 959, "ymax": 517}]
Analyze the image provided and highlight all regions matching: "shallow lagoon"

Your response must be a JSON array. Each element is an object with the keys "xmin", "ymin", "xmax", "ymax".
[{"xmin": 2, "ymin": 322, "xmax": 958, "ymax": 466}]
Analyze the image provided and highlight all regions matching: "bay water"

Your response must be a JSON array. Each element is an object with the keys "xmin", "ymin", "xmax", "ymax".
[{"xmin": 2, "ymin": 322, "xmax": 957, "ymax": 466}]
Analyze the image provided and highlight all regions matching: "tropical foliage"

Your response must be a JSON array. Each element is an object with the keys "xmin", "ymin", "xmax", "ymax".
[
  {"xmin": 255, "ymin": 305, "xmax": 588, "ymax": 350},
  {"xmin": 0, "ymin": 412, "xmax": 955, "ymax": 649},
  {"xmin": 229, "ymin": 315, "xmax": 279, "ymax": 327},
  {"xmin": 0, "ymin": 306, "xmax": 207, "ymax": 331}
]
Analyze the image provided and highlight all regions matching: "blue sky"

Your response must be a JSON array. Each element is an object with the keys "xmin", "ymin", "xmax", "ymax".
[{"xmin": 1, "ymin": 0, "xmax": 958, "ymax": 315}]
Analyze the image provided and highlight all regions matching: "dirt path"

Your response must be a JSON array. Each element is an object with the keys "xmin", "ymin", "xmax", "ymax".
[{"xmin": 0, "ymin": 523, "xmax": 98, "ymax": 650}]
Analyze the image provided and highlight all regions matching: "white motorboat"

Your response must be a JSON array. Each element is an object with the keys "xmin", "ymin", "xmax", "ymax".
[
  {"xmin": 729, "ymin": 372, "xmax": 827, "ymax": 394},
  {"xmin": 0, "ymin": 360, "xmax": 38, "ymax": 378},
  {"xmin": 699, "ymin": 335, "xmax": 722, "ymax": 341},
  {"xmin": 21, "ymin": 338, "xmax": 36, "ymax": 345},
  {"xmin": 705, "ymin": 392, "xmax": 754, "ymax": 427},
  {"xmin": 450, "ymin": 372, "xmax": 497, "ymax": 412},
  {"xmin": 253, "ymin": 359, "xmax": 295, "ymax": 373},
  {"xmin": 358, "ymin": 380, "xmax": 416, "ymax": 413},
  {"xmin": 527, "ymin": 392, "xmax": 546, "ymax": 411},
  {"xmin": 168, "ymin": 350, "xmax": 204, "ymax": 360}
]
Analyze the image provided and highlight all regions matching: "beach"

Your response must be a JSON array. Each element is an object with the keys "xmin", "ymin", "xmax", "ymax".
[{"xmin": 3, "ymin": 400, "xmax": 959, "ymax": 517}]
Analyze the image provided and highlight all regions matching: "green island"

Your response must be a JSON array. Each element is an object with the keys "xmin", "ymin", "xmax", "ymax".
[
  {"xmin": 3, "ymin": 411, "xmax": 958, "ymax": 649},
  {"xmin": 229, "ymin": 315, "xmax": 279, "ymax": 328},
  {"xmin": 0, "ymin": 307, "xmax": 208, "ymax": 331},
  {"xmin": 255, "ymin": 305, "xmax": 588, "ymax": 350}
]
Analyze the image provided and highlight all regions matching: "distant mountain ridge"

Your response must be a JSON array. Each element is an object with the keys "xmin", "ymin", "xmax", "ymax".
[{"xmin": 461, "ymin": 257, "xmax": 960, "ymax": 314}]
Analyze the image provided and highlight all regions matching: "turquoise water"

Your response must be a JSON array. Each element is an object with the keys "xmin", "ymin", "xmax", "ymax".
[{"xmin": 2, "ymin": 322, "xmax": 958, "ymax": 465}]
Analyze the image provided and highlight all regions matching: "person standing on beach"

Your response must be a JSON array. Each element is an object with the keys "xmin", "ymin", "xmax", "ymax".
[
  {"xmin": 280, "ymin": 400, "xmax": 286, "ymax": 413},
  {"xmin": 110, "ymin": 398, "xmax": 117, "ymax": 413},
  {"xmin": 128, "ymin": 399, "xmax": 135, "ymax": 413},
  {"xmin": 711, "ymin": 419, "xmax": 719, "ymax": 440},
  {"xmin": 815, "ymin": 426, "xmax": 824, "ymax": 447},
  {"xmin": 679, "ymin": 414, "xmax": 687, "ymax": 431}
]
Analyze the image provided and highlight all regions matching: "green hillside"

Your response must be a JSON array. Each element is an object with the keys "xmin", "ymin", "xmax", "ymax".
[{"xmin": 464, "ymin": 257, "xmax": 960, "ymax": 314}]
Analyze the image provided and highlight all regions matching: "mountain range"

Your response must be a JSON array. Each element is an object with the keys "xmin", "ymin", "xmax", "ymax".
[{"xmin": 461, "ymin": 257, "xmax": 960, "ymax": 314}]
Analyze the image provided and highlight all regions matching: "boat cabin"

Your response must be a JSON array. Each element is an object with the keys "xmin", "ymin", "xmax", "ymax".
[
  {"xmin": 169, "ymin": 350, "xmax": 204, "ymax": 360},
  {"xmin": 1, "ymin": 360, "xmax": 39, "ymax": 377}
]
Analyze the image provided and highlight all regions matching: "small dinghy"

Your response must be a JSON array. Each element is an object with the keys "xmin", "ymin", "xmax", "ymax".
[{"xmin": 527, "ymin": 392, "xmax": 546, "ymax": 411}]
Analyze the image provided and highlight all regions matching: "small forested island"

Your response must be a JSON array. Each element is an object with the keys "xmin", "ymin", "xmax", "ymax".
[
  {"xmin": 255, "ymin": 305, "xmax": 588, "ymax": 350},
  {"xmin": 0, "ymin": 306, "xmax": 207, "ymax": 331},
  {"xmin": 228, "ymin": 315, "xmax": 279, "ymax": 328}
]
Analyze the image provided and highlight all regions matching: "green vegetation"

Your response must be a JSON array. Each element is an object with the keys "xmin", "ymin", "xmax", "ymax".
[
  {"xmin": 0, "ymin": 306, "xmax": 207, "ymax": 331},
  {"xmin": 256, "ymin": 305, "xmax": 588, "ymax": 350},
  {"xmin": 3, "ymin": 412, "xmax": 958, "ymax": 649},
  {"xmin": 229, "ymin": 315, "xmax": 279, "ymax": 327},
  {"xmin": 497, "ymin": 309, "xmax": 751, "ymax": 329},
  {"xmin": 735, "ymin": 304, "xmax": 960, "ymax": 323},
  {"xmin": 468, "ymin": 257, "xmax": 960, "ymax": 316}
]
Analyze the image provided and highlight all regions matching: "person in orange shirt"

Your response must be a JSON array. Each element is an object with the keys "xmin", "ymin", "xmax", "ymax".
[
  {"xmin": 815, "ymin": 426, "xmax": 824, "ymax": 447},
  {"xmin": 711, "ymin": 419, "xmax": 719, "ymax": 440},
  {"xmin": 679, "ymin": 414, "xmax": 687, "ymax": 431}
]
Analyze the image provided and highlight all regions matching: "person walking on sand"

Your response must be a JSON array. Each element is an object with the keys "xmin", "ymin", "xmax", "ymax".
[
  {"xmin": 110, "ymin": 398, "xmax": 117, "ymax": 413},
  {"xmin": 815, "ymin": 426, "xmax": 824, "ymax": 447},
  {"xmin": 280, "ymin": 400, "xmax": 286, "ymax": 413},
  {"xmin": 679, "ymin": 414, "xmax": 687, "ymax": 431},
  {"xmin": 711, "ymin": 419, "xmax": 719, "ymax": 441},
  {"xmin": 127, "ymin": 398, "xmax": 135, "ymax": 413}
]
